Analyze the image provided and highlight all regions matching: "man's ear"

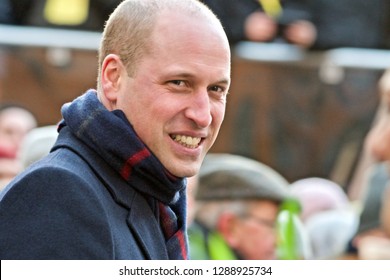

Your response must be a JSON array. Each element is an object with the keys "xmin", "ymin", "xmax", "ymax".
[
  {"xmin": 217, "ymin": 212, "xmax": 240, "ymax": 248},
  {"xmin": 100, "ymin": 54, "xmax": 127, "ymax": 106}
]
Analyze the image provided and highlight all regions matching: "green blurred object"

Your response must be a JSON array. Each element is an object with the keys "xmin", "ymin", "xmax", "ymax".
[
  {"xmin": 188, "ymin": 221, "xmax": 237, "ymax": 260},
  {"xmin": 276, "ymin": 198, "xmax": 308, "ymax": 260}
]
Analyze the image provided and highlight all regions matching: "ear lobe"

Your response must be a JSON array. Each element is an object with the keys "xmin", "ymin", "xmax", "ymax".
[
  {"xmin": 100, "ymin": 54, "xmax": 126, "ymax": 105},
  {"xmin": 217, "ymin": 212, "xmax": 240, "ymax": 248}
]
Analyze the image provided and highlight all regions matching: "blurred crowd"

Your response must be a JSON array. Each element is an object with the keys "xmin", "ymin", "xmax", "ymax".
[
  {"xmin": 1, "ymin": 0, "xmax": 390, "ymax": 260},
  {"xmin": 201, "ymin": 0, "xmax": 390, "ymax": 50}
]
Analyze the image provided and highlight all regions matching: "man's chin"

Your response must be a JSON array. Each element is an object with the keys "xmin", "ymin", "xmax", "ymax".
[{"xmin": 166, "ymin": 162, "xmax": 201, "ymax": 178}]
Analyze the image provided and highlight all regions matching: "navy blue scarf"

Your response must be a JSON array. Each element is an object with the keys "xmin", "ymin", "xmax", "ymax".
[{"xmin": 59, "ymin": 90, "xmax": 188, "ymax": 259}]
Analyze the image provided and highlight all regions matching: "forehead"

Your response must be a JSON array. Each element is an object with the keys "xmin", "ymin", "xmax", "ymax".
[
  {"xmin": 247, "ymin": 200, "xmax": 280, "ymax": 214},
  {"xmin": 151, "ymin": 10, "xmax": 228, "ymax": 51},
  {"xmin": 144, "ymin": 11, "xmax": 230, "ymax": 77}
]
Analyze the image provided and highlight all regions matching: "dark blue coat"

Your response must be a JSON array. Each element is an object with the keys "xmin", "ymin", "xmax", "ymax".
[{"xmin": 0, "ymin": 127, "xmax": 168, "ymax": 259}]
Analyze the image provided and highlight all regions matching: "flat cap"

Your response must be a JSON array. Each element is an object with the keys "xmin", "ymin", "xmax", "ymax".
[{"xmin": 197, "ymin": 153, "xmax": 290, "ymax": 203}]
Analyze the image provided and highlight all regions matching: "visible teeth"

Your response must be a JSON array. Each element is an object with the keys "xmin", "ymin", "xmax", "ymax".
[{"xmin": 172, "ymin": 135, "xmax": 201, "ymax": 148}]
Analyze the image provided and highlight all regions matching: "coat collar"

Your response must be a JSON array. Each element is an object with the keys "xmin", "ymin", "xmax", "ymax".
[{"xmin": 52, "ymin": 127, "xmax": 168, "ymax": 259}]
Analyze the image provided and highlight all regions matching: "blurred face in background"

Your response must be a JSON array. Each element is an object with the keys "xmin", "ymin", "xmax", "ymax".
[
  {"xmin": 221, "ymin": 200, "xmax": 279, "ymax": 260},
  {"xmin": 0, "ymin": 107, "xmax": 37, "ymax": 189},
  {"xmin": 0, "ymin": 107, "xmax": 37, "ymax": 159}
]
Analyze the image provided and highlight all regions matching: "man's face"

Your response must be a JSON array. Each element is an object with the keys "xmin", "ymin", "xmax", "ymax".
[
  {"xmin": 229, "ymin": 200, "xmax": 279, "ymax": 260},
  {"xmin": 115, "ymin": 12, "xmax": 231, "ymax": 177}
]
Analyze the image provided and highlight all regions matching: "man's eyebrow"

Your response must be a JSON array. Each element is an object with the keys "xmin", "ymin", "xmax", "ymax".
[
  {"xmin": 213, "ymin": 78, "xmax": 230, "ymax": 85},
  {"xmin": 166, "ymin": 71, "xmax": 230, "ymax": 84}
]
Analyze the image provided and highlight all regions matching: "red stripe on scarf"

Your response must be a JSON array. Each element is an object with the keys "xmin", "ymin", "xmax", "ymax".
[
  {"xmin": 177, "ymin": 231, "xmax": 188, "ymax": 260},
  {"xmin": 120, "ymin": 148, "xmax": 151, "ymax": 179},
  {"xmin": 159, "ymin": 202, "xmax": 176, "ymax": 238}
]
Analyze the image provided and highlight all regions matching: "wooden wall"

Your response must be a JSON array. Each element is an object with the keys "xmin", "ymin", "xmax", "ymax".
[{"xmin": 0, "ymin": 47, "xmax": 97, "ymax": 125}]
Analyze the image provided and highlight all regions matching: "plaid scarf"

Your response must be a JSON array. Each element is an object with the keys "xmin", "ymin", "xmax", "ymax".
[{"xmin": 59, "ymin": 90, "xmax": 188, "ymax": 260}]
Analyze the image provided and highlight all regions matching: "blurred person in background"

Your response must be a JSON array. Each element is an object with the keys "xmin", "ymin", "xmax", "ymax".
[
  {"xmin": 289, "ymin": 177, "xmax": 351, "ymax": 223},
  {"xmin": 364, "ymin": 69, "xmax": 390, "ymax": 165},
  {"xmin": 345, "ymin": 166, "xmax": 390, "ymax": 259},
  {"xmin": 304, "ymin": 208, "xmax": 358, "ymax": 259},
  {"xmin": 343, "ymin": 69, "xmax": 390, "ymax": 259},
  {"xmin": 348, "ymin": 69, "xmax": 390, "ymax": 201},
  {"xmin": 18, "ymin": 125, "xmax": 57, "ymax": 170},
  {"xmin": 304, "ymin": 0, "xmax": 390, "ymax": 50},
  {"xmin": 289, "ymin": 177, "xmax": 358, "ymax": 259},
  {"xmin": 202, "ymin": 0, "xmax": 390, "ymax": 50},
  {"xmin": 202, "ymin": 0, "xmax": 316, "ymax": 48},
  {"xmin": 189, "ymin": 153, "xmax": 311, "ymax": 260},
  {"xmin": 0, "ymin": 104, "xmax": 37, "ymax": 191}
]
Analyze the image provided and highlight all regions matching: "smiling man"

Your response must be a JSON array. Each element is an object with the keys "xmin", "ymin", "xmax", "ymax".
[{"xmin": 0, "ymin": 0, "xmax": 231, "ymax": 260}]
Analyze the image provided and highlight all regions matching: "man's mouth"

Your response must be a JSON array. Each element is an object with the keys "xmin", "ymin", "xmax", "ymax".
[{"xmin": 171, "ymin": 134, "xmax": 202, "ymax": 149}]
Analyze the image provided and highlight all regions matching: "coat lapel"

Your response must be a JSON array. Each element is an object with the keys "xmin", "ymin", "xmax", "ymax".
[
  {"xmin": 127, "ymin": 193, "xmax": 168, "ymax": 259},
  {"xmin": 80, "ymin": 147, "xmax": 169, "ymax": 259}
]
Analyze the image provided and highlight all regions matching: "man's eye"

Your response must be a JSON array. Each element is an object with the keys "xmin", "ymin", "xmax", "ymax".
[
  {"xmin": 209, "ymin": 86, "xmax": 228, "ymax": 101},
  {"xmin": 209, "ymin": 85, "xmax": 228, "ymax": 98},
  {"xmin": 209, "ymin": 85, "xmax": 224, "ymax": 93},
  {"xmin": 170, "ymin": 80, "xmax": 185, "ymax": 86}
]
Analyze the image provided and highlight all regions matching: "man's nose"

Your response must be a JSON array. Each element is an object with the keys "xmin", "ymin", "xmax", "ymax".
[{"xmin": 184, "ymin": 90, "xmax": 212, "ymax": 128}]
